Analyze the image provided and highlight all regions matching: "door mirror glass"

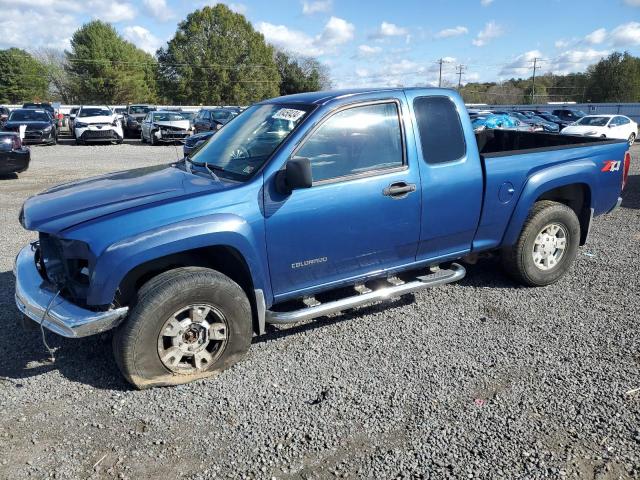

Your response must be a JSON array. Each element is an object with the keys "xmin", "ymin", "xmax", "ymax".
[{"xmin": 277, "ymin": 157, "xmax": 312, "ymax": 193}]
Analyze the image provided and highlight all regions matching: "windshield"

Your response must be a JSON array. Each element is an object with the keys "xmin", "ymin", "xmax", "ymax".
[
  {"xmin": 181, "ymin": 112, "xmax": 196, "ymax": 120},
  {"xmin": 153, "ymin": 112, "xmax": 188, "ymax": 122},
  {"xmin": 209, "ymin": 110, "xmax": 235, "ymax": 120},
  {"xmin": 190, "ymin": 104, "xmax": 311, "ymax": 178},
  {"xmin": 9, "ymin": 110, "xmax": 50, "ymax": 122},
  {"xmin": 130, "ymin": 106, "xmax": 154, "ymax": 114},
  {"xmin": 576, "ymin": 116, "xmax": 609, "ymax": 127},
  {"xmin": 79, "ymin": 107, "xmax": 112, "ymax": 117}
]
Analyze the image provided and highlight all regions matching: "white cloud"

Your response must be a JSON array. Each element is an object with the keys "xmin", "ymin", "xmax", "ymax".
[
  {"xmin": 585, "ymin": 28, "xmax": 607, "ymax": 45},
  {"xmin": 258, "ymin": 16, "xmax": 354, "ymax": 56},
  {"xmin": 123, "ymin": 25, "xmax": 162, "ymax": 54},
  {"xmin": 86, "ymin": 0, "xmax": 136, "ymax": 22},
  {"xmin": 472, "ymin": 21, "xmax": 503, "ymax": 46},
  {"xmin": 435, "ymin": 26, "xmax": 468, "ymax": 39},
  {"xmin": 481, "ymin": 0, "xmax": 494, "ymax": 5},
  {"xmin": 302, "ymin": 0, "xmax": 331, "ymax": 15},
  {"xmin": 549, "ymin": 48, "xmax": 610, "ymax": 74},
  {"xmin": 499, "ymin": 50, "xmax": 543, "ymax": 76},
  {"xmin": 623, "ymin": 0, "xmax": 640, "ymax": 5},
  {"xmin": 611, "ymin": 22, "xmax": 640, "ymax": 46},
  {"xmin": 0, "ymin": 6, "xmax": 76, "ymax": 50},
  {"xmin": 142, "ymin": 0, "xmax": 174, "ymax": 22},
  {"xmin": 555, "ymin": 39, "xmax": 570, "ymax": 49},
  {"xmin": 369, "ymin": 21, "xmax": 408, "ymax": 39},
  {"xmin": 319, "ymin": 16, "xmax": 354, "ymax": 46},
  {"xmin": 358, "ymin": 44, "xmax": 382, "ymax": 55}
]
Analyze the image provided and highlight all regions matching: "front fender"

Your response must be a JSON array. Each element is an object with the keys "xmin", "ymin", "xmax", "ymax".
[
  {"xmin": 501, "ymin": 160, "xmax": 596, "ymax": 247},
  {"xmin": 86, "ymin": 213, "xmax": 268, "ymax": 306}
]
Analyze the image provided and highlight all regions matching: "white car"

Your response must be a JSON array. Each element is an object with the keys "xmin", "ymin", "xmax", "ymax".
[
  {"xmin": 140, "ymin": 110, "xmax": 192, "ymax": 145},
  {"xmin": 74, "ymin": 105, "xmax": 124, "ymax": 145},
  {"xmin": 561, "ymin": 115, "xmax": 637, "ymax": 146}
]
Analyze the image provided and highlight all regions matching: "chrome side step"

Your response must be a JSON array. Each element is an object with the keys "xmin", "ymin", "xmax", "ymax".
[{"xmin": 265, "ymin": 263, "xmax": 466, "ymax": 325}]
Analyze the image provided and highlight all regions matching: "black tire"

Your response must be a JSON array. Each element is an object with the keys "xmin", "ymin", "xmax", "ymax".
[
  {"xmin": 150, "ymin": 131, "xmax": 156, "ymax": 146},
  {"xmin": 113, "ymin": 267, "xmax": 252, "ymax": 389},
  {"xmin": 629, "ymin": 133, "xmax": 636, "ymax": 147},
  {"xmin": 140, "ymin": 130, "xmax": 146, "ymax": 143},
  {"xmin": 75, "ymin": 137, "xmax": 84, "ymax": 145},
  {"xmin": 501, "ymin": 200, "xmax": 580, "ymax": 287}
]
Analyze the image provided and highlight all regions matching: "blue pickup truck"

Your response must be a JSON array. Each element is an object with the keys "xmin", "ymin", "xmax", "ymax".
[{"xmin": 14, "ymin": 88, "xmax": 631, "ymax": 388}]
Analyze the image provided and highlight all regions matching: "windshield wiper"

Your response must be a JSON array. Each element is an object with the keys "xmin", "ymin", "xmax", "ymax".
[{"xmin": 204, "ymin": 162, "xmax": 220, "ymax": 181}]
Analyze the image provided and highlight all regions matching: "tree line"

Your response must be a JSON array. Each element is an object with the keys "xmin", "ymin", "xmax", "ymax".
[
  {"xmin": 0, "ymin": 4, "xmax": 330, "ymax": 105},
  {"xmin": 459, "ymin": 52, "xmax": 640, "ymax": 105}
]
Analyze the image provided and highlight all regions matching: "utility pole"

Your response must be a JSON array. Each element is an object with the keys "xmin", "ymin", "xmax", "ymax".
[
  {"xmin": 438, "ymin": 58, "xmax": 444, "ymax": 87},
  {"xmin": 456, "ymin": 64, "xmax": 465, "ymax": 90},
  {"xmin": 530, "ymin": 57, "xmax": 538, "ymax": 105}
]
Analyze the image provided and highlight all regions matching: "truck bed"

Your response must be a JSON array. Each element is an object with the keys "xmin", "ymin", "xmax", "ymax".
[{"xmin": 476, "ymin": 130, "xmax": 625, "ymax": 157}]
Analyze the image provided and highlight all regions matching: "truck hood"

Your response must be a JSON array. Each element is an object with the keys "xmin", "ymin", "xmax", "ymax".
[{"xmin": 20, "ymin": 164, "xmax": 232, "ymax": 234}]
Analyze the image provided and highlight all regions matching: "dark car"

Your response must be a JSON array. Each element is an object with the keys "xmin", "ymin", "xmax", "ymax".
[
  {"xmin": 551, "ymin": 109, "xmax": 586, "ymax": 123},
  {"xmin": 193, "ymin": 108, "xmax": 239, "ymax": 133},
  {"xmin": 2, "ymin": 108, "xmax": 58, "ymax": 145},
  {"xmin": 0, "ymin": 131, "xmax": 30, "ymax": 176},
  {"xmin": 0, "ymin": 106, "xmax": 9, "ymax": 124},
  {"xmin": 123, "ymin": 105, "xmax": 156, "ymax": 137},
  {"xmin": 508, "ymin": 111, "xmax": 559, "ymax": 133},
  {"xmin": 183, "ymin": 130, "xmax": 215, "ymax": 156},
  {"xmin": 23, "ymin": 102, "xmax": 55, "ymax": 116},
  {"xmin": 536, "ymin": 112, "xmax": 572, "ymax": 129}
]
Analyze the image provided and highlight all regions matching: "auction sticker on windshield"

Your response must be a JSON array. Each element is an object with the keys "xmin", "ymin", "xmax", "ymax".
[{"xmin": 272, "ymin": 108, "xmax": 306, "ymax": 122}]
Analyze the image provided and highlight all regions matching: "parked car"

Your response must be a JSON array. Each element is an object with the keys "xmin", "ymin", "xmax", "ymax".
[
  {"xmin": 511, "ymin": 111, "xmax": 559, "ymax": 133},
  {"xmin": 0, "ymin": 106, "xmax": 10, "ymax": 125},
  {"xmin": 74, "ymin": 105, "xmax": 124, "ymax": 145},
  {"xmin": 183, "ymin": 130, "xmax": 215, "ymax": 156},
  {"xmin": 23, "ymin": 102, "xmax": 55, "ymax": 117},
  {"xmin": 536, "ymin": 112, "xmax": 572, "ymax": 130},
  {"xmin": 0, "ymin": 131, "xmax": 30, "ymax": 176},
  {"xmin": 2, "ymin": 108, "xmax": 58, "ymax": 145},
  {"xmin": 193, "ymin": 108, "xmax": 239, "ymax": 133},
  {"xmin": 473, "ymin": 114, "xmax": 539, "ymax": 133},
  {"xmin": 123, "ymin": 105, "xmax": 156, "ymax": 137},
  {"xmin": 180, "ymin": 111, "xmax": 198, "ymax": 130},
  {"xmin": 68, "ymin": 107, "xmax": 79, "ymax": 131},
  {"xmin": 141, "ymin": 110, "xmax": 192, "ymax": 145},
  {"xmin": 561, "ymin": 115, "xmax": 637, "ymax": 146},
  {"xmin": 552, "ymin": 109, "xmax": 586, "ymax": 123},
  {"xmin": 14, "ymin": 88, "xmax": 631, "ymax": 389}
]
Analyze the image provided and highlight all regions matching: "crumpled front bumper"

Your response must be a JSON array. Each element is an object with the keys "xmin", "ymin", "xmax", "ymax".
[{"xmin": 13, "ymin": 245, "xmax": 128, "ymax": 338}]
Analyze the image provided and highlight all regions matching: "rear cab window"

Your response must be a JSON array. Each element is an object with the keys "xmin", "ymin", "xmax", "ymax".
[{"xmin": 413, "ymin": 96, "xmax": 466, "ymax": 164}]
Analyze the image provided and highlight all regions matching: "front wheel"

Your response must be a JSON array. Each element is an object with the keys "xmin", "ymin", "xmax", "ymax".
[
  {"xmin": 629, "ymin": 133, "xmax": 636, "ymax": 146},
  {"xmin": 501, "ymin": 200, "xmax": 580, "ymax": 287},
  {"xmin": 113, "ymin": 267, "xmax": 252, "ymax": 389}
]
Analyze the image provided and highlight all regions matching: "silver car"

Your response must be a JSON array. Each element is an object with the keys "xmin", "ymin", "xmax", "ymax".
[{"xmin": 140, "ymin": 111, "xmax": 192, "ymax": 145}]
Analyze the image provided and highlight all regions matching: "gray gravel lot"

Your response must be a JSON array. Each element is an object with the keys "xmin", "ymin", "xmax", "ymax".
[{"xmin": 0, "ymin": 139, "xmax": 639, "ymax": 479}]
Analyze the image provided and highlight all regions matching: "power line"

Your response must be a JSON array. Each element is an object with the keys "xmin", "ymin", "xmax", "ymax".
[
  {"xmin": 531, "ymin": 57, "xmax": 538, "ymax": 104},
  {"xmin": 456, "ymin": 64, "xmax": 465, "ymax": 90}
]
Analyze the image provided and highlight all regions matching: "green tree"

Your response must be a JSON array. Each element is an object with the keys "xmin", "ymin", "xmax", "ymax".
[
  {"xmin": 0, "ymin": 48, "xmax": 48, "ymax": 104},
  {"xmin": 585, "ymin": 52, "xmax": 640, "ymax": 102},
  {"xmin": 275, "ymin": 50, "xmax": 331, "ymax": 96},
  {"xmin": 66, "ymin": 21, "xmax": 157, "ymax": 103},
  {"xmin": 157, "ymin": 4, "xmax": 279, "ymax": 104}
]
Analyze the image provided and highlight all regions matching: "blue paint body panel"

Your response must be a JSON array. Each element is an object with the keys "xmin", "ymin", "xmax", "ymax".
[{"xmin": 18, "ymin": 88, "xmax": 628, "ymax": 311}]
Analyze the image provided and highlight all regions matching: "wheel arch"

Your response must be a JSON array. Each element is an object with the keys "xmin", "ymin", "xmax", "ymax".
[{"xmin": 502, "ymin": 161, "xmax": 596, "ymax": 248}]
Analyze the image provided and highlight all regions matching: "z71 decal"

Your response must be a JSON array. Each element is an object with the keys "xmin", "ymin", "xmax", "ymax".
[{"xmin": 602, "ymin": 160, "xmax": 621, "ymax": 172}]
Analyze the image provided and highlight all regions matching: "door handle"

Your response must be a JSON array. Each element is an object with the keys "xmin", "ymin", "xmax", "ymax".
[{"xmin": 383, "ymin": 182, "xmax": 416, "ymax": 198}]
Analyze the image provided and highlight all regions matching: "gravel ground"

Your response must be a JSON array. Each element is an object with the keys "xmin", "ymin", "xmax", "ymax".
[{"xmin": 0, "ymin": 139, "xmax": 639, "ymax": 479}]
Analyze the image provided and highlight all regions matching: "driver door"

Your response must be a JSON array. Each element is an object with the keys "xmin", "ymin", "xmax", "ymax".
[{"xmin": 264, "ymin": 99, "xmax": 421, "ymax": 300}]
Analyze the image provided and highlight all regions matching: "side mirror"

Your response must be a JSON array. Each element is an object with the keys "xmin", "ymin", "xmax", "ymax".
[{"xmin": 277, "ymin": 157, "xmax": 312, "ymax": 194}]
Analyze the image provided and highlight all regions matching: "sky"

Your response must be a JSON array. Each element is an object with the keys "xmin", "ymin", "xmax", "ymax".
[{"xmin": 1, "ymin": 0, "xmax": 640, "ymax": 88}]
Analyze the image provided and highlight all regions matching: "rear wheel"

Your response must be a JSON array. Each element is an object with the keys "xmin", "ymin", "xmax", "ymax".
[
  {"xmin": 113, "ymin": 267, "xmax": 252, "ymax": 389},
  {"xmin": 501, "ymin": 200, "xmax": 580, "ymax": 287},
  {"xmin": 629, "ymin": 133, "xmax": 636, "ymax": 146},
  {"xmin": 150, "ymin": 131, "xmax": 156, "ymax": 146},
  {"xmin": 140, "ymin": 130, "xmax": 146, "ymax": 143}
]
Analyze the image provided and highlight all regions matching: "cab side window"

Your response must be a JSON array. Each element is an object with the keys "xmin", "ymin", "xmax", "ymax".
[{"xmin": 296, "ymin": 102, "xmax": 404, "ymax": 183}]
